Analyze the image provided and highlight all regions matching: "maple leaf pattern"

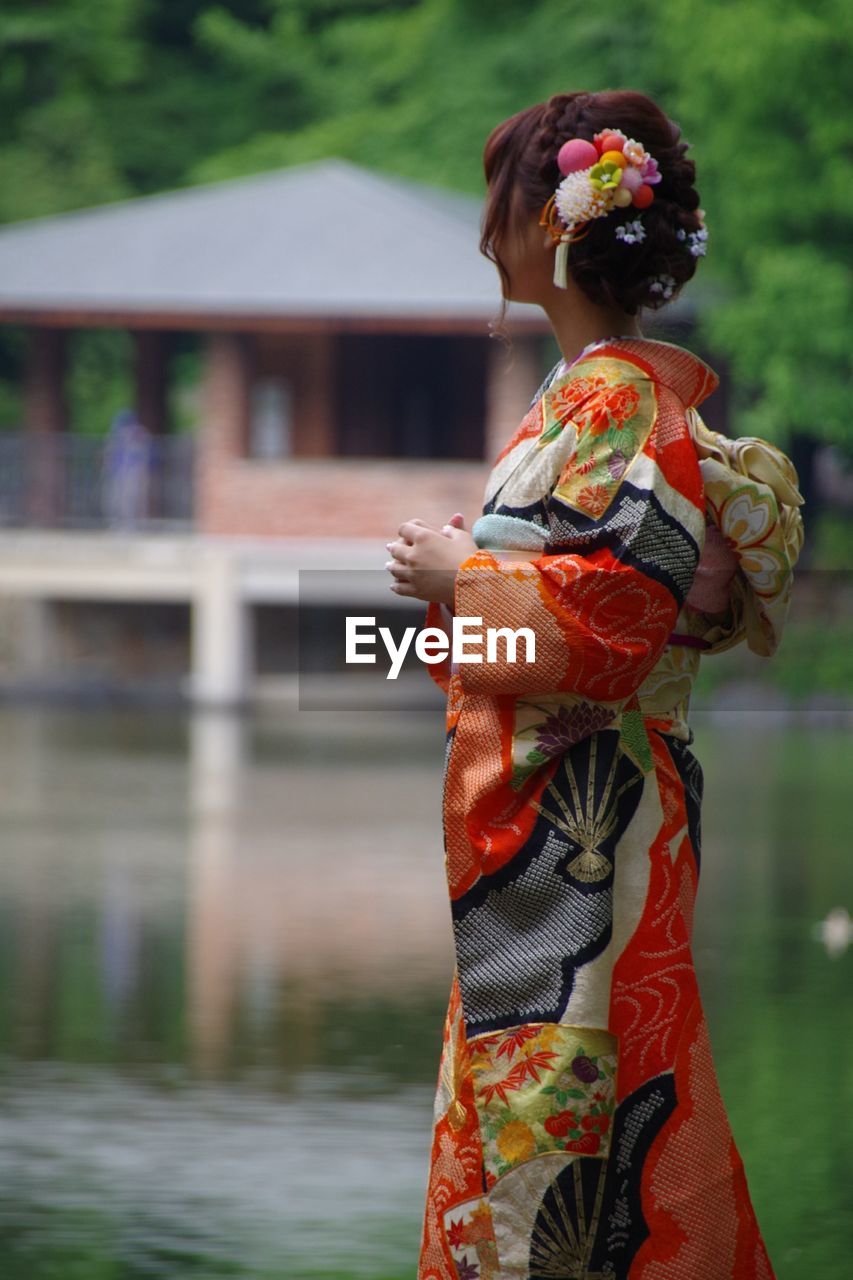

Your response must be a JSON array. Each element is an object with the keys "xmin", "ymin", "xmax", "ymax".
[
  {"xmin": 446, "ymin": 1217, "xmax": 467, "ymax": 1249},
  {"xmin": 455, "ymin": 1255, "xmax": 479, "ymax": 1280},
  {"xmin": 494, "ymin": 1026, "xmax": 540, "ymax": 1059}
]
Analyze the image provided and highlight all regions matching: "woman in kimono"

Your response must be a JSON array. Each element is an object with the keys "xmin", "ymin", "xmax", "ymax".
[{"xmin": 385, "ymin": 89, "xmax": 803, "ymax": 1280}]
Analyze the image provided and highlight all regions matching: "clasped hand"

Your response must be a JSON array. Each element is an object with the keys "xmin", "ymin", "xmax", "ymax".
[
  {"xmin": 385, "ymin": 512, "xmax": 479, "ymax": 606},
  {"xmin": 386, "ymin": 511, "xmax": 738, "ymax": 613}
]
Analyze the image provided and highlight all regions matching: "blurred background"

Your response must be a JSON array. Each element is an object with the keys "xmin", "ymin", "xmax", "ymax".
[{"xmin": 0, "ymin": 1, "xmax": 850, "ymax": 1277}]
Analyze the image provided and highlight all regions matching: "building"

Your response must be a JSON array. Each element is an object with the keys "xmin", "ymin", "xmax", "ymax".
[{"xmin": 0, "ymin": 158, "xmax": 718, "ymax": 704}]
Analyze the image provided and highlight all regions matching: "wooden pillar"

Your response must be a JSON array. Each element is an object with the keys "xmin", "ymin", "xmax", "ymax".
[
  {"xmin": 133, "ymin": 330, "xmax": 169, "ymax": 435},
  {"xmin": 24, "ymin": 327, "xmax": 68, "ymax": 524},
  {"xmin": 25, "ymin": 327, "xmax": 68, "ymax": 434},
  {"xmin": 484, "ymin": 337, "xmax": 543, "ymax": 462}
]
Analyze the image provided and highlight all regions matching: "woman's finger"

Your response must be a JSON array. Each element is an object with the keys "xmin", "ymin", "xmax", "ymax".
[
  {"xmin": 388, "ymin": 518, "xmax": 444, "ymax": 553},
  {"xmin": 386, "ymin": 539, "xmax": 412, "ymax": 564},
  {"xmin": 399, "ymin": 519, "xmax": 439, "ymax": 543},
  {"xmin": 386, "ymin": 560, "xmax": 414, "ymax": 581},
  {"xmin": 390, "ymin": 518, "xmax": 426, "ymax": 546}
]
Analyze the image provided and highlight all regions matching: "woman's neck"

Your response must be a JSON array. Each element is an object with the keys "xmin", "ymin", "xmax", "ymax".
[{"xmin": 541, "ymin": 296, "xmax": 644, "ymax": 368}]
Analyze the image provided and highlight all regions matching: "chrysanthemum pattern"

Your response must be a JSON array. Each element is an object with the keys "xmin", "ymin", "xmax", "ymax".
[{"xmin": 510, "ymin": 696, "xmax": 619, "ymax": 791}]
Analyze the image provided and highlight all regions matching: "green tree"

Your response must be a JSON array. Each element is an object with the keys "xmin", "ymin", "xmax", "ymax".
[
  {"xmin": 0, "ymin": 0, "xmax": 141, "ymax": 220},
  {"xmin": 658, "ymin": 0, "xmax": 852, "ymax": 469}
]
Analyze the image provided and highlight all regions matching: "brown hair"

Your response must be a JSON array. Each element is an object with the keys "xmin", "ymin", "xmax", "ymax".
[{"xmin": 480, "ymin": 89, "xmax": 705, "ymax": 324}]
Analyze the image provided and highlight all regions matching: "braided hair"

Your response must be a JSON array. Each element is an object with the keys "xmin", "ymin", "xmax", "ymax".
[{"xmin": 480, "ymin": 89, "xmax": 706, "ymax": 320}]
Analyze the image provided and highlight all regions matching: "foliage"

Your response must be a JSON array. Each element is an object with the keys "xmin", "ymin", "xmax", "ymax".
[
  {"xmin": 658, "ymin": 0, "xmax": 853, "ymax": 446},
  {"xmin": 67, "ymin": 330, "xmax": 134, "ymax": 436},
  {"xmin": 0, "ymin": 0, "xmax": 850, "ymax": 446}
]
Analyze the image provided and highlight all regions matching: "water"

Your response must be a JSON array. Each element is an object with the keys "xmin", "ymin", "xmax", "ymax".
[{"xmin": 0, "ymin": 706, "xmax": 850, "ymax": 1278}]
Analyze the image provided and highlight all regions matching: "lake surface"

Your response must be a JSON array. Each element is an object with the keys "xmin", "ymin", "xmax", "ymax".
[{"xmin": 0, "ymin": 705, "xmax": 850, "ymax": 1279}]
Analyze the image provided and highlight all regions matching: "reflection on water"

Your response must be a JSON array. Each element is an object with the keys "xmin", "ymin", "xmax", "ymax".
[
  {"xmin": 0, "ymin": 706, "xmax": 850, "ymax": 1278},
  {"xmin": 1, "ymin": 1062, "xmax": 428, "ymax": 1278}
]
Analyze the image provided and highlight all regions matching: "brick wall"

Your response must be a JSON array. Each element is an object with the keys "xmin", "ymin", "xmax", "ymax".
[{"xmin": 197, "ymin": 332, "xmax": 544, "ymax": 538}]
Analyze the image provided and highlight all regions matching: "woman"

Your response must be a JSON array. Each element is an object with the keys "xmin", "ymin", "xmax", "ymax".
[{"xmin": 386, "ymin": 89, "xmax": 803, "ymax": 1279}]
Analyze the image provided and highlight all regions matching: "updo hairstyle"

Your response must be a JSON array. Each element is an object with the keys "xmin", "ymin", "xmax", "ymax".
[{"xmin": 480, "ymin": 89, "xmax": 706, "ymax": 318}]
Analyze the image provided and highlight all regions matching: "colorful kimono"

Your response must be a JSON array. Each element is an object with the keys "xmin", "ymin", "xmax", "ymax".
[{"xmin": 418, "ymin": 336, "xmax": 803, "ymax": 1280}]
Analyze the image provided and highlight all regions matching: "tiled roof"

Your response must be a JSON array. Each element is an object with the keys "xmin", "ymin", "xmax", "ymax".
[{"xmin": 0, "ymin": 158, "xmax": 548, "ymax": 327}]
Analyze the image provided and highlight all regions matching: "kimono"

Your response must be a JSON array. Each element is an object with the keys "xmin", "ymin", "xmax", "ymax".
[{"xmin": 418, "ymin": 336, "xmax": 804, "ymax": 1280}]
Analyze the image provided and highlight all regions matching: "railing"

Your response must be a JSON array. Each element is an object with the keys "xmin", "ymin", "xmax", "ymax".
[{"xmin": 0, "ymin": 432, "xmax": 195, "ymax": 529}]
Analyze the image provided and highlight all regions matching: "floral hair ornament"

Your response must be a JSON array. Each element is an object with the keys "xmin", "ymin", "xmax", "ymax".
[
  {"xmin": 539, "ymin": 128, "xmax": 662, "ymax": 288},
  {"xmin": 648, "ymin": 272, "xmax": 677, "ymax": 299},
  {"xmin": 677, "ymin": 224, "xmax": 708, "ymax": 256}
]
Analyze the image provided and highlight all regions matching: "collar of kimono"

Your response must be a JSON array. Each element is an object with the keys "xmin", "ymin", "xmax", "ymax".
[{"xmin": 568, "ymin": 336, "xmax": 720, "ymax": 409}]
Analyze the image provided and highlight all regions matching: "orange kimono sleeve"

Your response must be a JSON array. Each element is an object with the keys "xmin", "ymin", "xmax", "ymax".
[{"xmin": 452, "ymin": 382, "xmax": 707, "ymax": 703}]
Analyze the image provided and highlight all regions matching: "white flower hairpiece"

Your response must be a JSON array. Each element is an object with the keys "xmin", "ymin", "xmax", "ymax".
[
  {"xmin": 677, "ymin": 226, "xmax": 708, "ymax": 257},
  {"xmin": 615, "ymin": 218, "xmax": 646, "ymax": 245},
  {"xmin": 648, "ymin": 273, "xmax": 677, "ymax": 299}
]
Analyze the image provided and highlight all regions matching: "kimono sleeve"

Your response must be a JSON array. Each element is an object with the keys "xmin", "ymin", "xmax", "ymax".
[{"xmin": 452, "ymin": 381, "xmax": 707, "ymax": 701}]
